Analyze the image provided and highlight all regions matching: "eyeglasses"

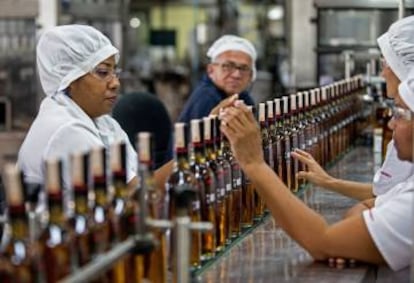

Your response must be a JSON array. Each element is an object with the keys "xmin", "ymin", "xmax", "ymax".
[
  {"xmin": 90, "ymin": 67, "xmax": 122, "ymax": 82},
  {"xmin": 213, "ymin": 61, "xmax": 252, "ymax": 76},
  {"xmin": 392, "ymin": 106, "xmax": 413, "ymax": 121}
]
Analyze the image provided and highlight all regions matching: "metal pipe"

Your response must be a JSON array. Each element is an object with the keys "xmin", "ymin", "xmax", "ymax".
[
  {"xmin": 398, "ymin": 0, "xmax": 405, "ymax": 19},
  {"xmin": 59, "ymin": 235, "xmax": 142, "ymax": 283},
  {"xmin": 176, "ymin": 216, "xmax": 191, "ymax": 283}
]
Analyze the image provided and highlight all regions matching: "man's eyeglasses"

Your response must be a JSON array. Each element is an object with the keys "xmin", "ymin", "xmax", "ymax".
[
  {"xmin": 90, "ymin": 67, "xmax": 122, "ymax": 82},
  {"xmin": 213, "ymin": 61, "xmax": 252, "ymax": 76},
  {"xmin": 392, "ymin": 106, "xmax": 413, "ymax": 122}
]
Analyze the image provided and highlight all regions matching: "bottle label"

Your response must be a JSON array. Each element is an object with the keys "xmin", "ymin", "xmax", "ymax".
[
  {"xmin": 192, "ymin": 200, "xmax": 200, "ymax": 211},
  {"xmin": 206, "ymin": 193, "xmax": 215, "ymax": 205},
  {"xmin": 226, "ymin": 184, "xmax": 232, "ymax": 192}
]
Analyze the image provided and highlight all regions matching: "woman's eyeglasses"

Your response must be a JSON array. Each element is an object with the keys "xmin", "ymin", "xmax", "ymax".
[{"xmin": 90, "ymin": 67, "xmax": 122, "ymax": 82}]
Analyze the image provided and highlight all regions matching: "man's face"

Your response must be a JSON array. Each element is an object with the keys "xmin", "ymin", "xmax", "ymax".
[
  {"xmin": 389, "ymin": 100, "xmax": 414, "ymax": 161},
  {"xmin": 69, "ymin": 55, "xmax": 120, "ymax": 118},
  {"xmin": 207, "ymin": 50, "xmax": 253, "ymax": 96}
]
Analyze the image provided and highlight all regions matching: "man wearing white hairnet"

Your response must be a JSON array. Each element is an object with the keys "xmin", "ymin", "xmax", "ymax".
[
  {"xmin": 18, "ymin": 25, "xmax": 171, "ymax": 191},
  {"xmin": 292, "ymin": 15, "xmax": 414, "ymax": 203},
  {"xmin": 178, "ymin": 35, "xmax": 256, "ymax": 123}
]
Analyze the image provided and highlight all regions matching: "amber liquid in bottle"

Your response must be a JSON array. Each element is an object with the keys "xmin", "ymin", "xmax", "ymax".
[
  {"xmin": 203, "ymin": 117, "xmax": 226, "ymax": 251},
  {"xmin": 70, "ymin": 152, "xmax": 92, "ymax": 268},
  {"xmin": 296, "ymin": 93, "xmax": 307, "ymax": 188},
  {"xmin": 168, "ymin": 123, "xmax": 202, "ymax": 270},
  {"xmin": 282, "ymin": 96, "xmax": 293, "ymax": 191},
  {"xmin": 257, "ymin": 103, "xmax": 270, "ymax": 214},
  {"xmin": 137, "ymin": 132, "xmax": 168, "ymax": 283},
  {"xmin": 241, "ymin": 172, "xmax": 254, "ymax": 228},
  {"xmin": 221, "ymin": 128, "xmax": 244, "ymax": 233},
  {"xmin": 41, "ymin": 159, "xmax": 73, "ymax": 283},
  {"xmin": 289, "ymin": 95, "xmax": 300, "ymax": 193},
  {"xmin": 0, "ymin": 164, "xmax": 42, "ymax": 283},
  {"xmin": 190, "ymin": 119, "xmax": 216, "ymax": 261},
  {"xmin": 266, "ymin": 100, "xmax": 278, "ymax": 174},
  {"xmin": 309, "ymin": 90, "xmax": 321, "ymax": 165},
  {"xmin": 110, "ymin": 142, "xmax": 137, "ymax": 283},
  {"xmin": 274, "ymin": 98, "xmax": 285, "ymax": 182},
  {"xmin": 90, "ymin": 146, "xmax": 113, "ymax": 283},
  {"xmin": 214, "ymin": 116, "xmax": 236, "ymax": 240}
]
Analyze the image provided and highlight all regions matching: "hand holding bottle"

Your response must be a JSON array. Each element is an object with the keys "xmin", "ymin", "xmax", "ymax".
[
  {"xmin": 219, "ymin": 101, "xmax": 265, "ymax": 172},
  {"xmin": 210, "ymin": 93, "xmax": 239, "ymax": 116},
  {"xmin": 291, "ymin": 149, "xmax": 333, "ymax": 188}
]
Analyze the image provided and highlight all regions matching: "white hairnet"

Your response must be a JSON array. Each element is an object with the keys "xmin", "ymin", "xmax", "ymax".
[
  {"xmin": 37, "ymin": 24, "xmax": 119, "ymax": 97},
  {"xmin": 377, "ymin": 16, "xmax": 414, "ymax": 81},
  {"xmin": 207, "ymin": 35, "xmax": 257, "ymax": 81}
]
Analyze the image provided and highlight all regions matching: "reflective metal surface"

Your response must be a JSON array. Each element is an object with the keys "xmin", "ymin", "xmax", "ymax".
[{"xmin": 198, "ymin": 147, "xmax": 378, "ymax": 282}]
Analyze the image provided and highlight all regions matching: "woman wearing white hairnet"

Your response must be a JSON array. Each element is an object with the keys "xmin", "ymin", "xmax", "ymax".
[
  {"xmin": 18, "ymin": 25, "xmax": 171, "ymax": 190},
  {"xmin": 218, "ymin": 16, "xmax": 414, "ymax": 272},
  {"xmin": 292, "ymin": 16, "xmax": 414, "ymax": 202}
]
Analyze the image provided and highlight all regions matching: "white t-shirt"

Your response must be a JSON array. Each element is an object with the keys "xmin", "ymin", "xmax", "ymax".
[
  {"xmin": 18, "ymin": 93, "xmax": 137, "ymax": 190},
  {"xmin": 373, "ymin": 140, "xmax": 414, "ymax": 196},
  {"xmin": 363, "ymin": 176, "xmax": 414, "ymax": 271}
]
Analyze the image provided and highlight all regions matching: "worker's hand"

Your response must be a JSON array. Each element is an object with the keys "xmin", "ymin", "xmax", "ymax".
[
  {"xmin": 291, "ymin": 149, "xmax": 333, "ymax": 188},
  {"xmin": 219, "ymin": 100, "xmax": 264, "ymax": 171},
  {"xmin": 209, "ymin": 93, "xmax": 239, "ymax": 116}
]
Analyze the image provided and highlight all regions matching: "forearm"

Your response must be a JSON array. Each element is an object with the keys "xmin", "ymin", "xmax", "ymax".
[
  {"xmin": 324, "ymin": 178, "xmax": 374, "ymax": 201},
  {"xmin": 154, "ymin": 160, "xmax": 174, "ymax": 191},
  {"xmin": 244, "ymin": 162, "xmax": 330, "ymax": 260}
]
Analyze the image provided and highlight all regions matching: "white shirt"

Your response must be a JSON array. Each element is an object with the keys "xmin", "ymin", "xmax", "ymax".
[
  {"xmin": 373, "ymin": 140, "xmax": 414, "ymax": 196},
  {"xmin": 363, "ymin": 175, "xmax": 414, "ymax": 271},
  {"xmin": 18, "ymin": 93, "xmax": 137, "ymax": 190}
]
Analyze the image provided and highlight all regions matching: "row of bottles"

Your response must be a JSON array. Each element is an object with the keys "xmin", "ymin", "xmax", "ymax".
[
  {"xmin": 0, "ymin": 75, "xmax": 365, "ymax": 282},
  {"xmin": 0, "ymin": 134, "xmax": 166, "ymax": 283},
  {"xmin": 258, "ymin": 76, "xmax": 364, "ymax": 194}
]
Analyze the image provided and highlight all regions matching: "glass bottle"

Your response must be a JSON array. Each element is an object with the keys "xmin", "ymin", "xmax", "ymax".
[
  {"xmin": 266, "ymin": 100, "xmax": 277, "ymax": 174},
  {"xmin": 0, "ymin": 164, "xmax": 43, "ymax": 283},
  {"xmin": 90, "ymin": 146, "xmax": 112, "ymax": 283},
  {"xmin": 296, "ymin": 93, "xmax": 307, "ymax": 188},
  {"xmin": 137, "ymin": 132, "xmax": 167, "ymax": 283},
  {"xmin": 203, "ymin": 117, "xmax": 226, "ymax": 252},
  {"xmin": 213, "ymin": 116, "xmax": 236, "ymax": 240},
  {"xmin": 168, "ymin": 123, "xmax": 202, "ymax": 269},
  {"xmin": 190, "ymin": 119, "xmax": 216, "ymax": 260},
  {"xmin": 70, "ymin": 152, "xmax": 92, "ymax": 267},
  {"xmin": 256, "ymin": 103, "xmax": 270, "ymax": 215},
  {"xmin": 289, "ymin": 94, "xmax": 300, "ymax": 193},
  {"xmin": 41, "ymin": 158, "xmax": 73, "ymax": 283},
  {"xmin": 274, "ymin": 98, "xmax": 285, "ymax": 182},
  {"xmin": 222, "ymin": 127, "xmax": 243, "ymax": 238},
  {"xmin": 282, "ymin": 96, "xmax": 293, "ymax": 191},
  {"xmin": 110, "ymin": 141, "xmax": 136, "ymax": 283}
]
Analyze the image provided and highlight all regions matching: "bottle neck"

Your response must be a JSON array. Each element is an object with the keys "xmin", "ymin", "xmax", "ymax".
[
  {"xmin": 175, "ymin": 150, "xmax": 190, "ymax": 170},
  {"xmin": 113, "ymin": 170, "xmax": 128, "ymax": 199},
  {"xmin": 193, "ymin": 144, "xmax": 206, "ymax": 164},
  {"xmin": 9, "ymin": 204, "xmax": 29, "ymax": 240},
  {"xmin": 73, "ymin": 186, "xmax": 89, "ymax": 215},
  {"xmin": 93, "ymin": 176, "xmax": 109, "ymax": 207},
  {"xmin": 48, "ymin": 192, "xmax": 66, "ymax": 226}
]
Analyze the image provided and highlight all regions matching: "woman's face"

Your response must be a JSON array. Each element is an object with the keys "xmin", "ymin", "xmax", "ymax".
[
  {"xmin": 389, "ymin": 104, "xmax": 414, "ymax": 162},
  {"xmin": 68, "ymin": 55, "xmax": 120, "ymax": 118}
]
